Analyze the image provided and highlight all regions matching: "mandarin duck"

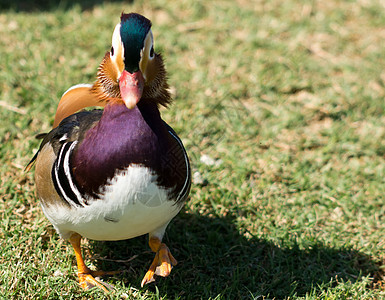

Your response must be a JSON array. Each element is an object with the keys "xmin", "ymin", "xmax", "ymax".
[{"xmin": 27, "ymin": 12, "xmax": 191, "ymax": 291}]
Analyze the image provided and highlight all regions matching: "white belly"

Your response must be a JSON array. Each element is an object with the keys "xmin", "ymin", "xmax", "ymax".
[{"xmin": 41, "ymin": 165, "xmax": 181, "ymax": 240}]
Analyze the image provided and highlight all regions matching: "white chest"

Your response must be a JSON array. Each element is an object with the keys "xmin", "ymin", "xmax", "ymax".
[{"xmin": 42, "ymin": 165, "xmax": 181, "ymax": 240}]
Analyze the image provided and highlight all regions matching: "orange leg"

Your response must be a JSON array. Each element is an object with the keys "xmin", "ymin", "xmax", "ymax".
[
  {"xmin": 141, "ymin": 236, "xmax": 178, "ymax": 287},
  {"xmin": 69, "ymin": 233, "xmax": 117, "ymax": 292}
]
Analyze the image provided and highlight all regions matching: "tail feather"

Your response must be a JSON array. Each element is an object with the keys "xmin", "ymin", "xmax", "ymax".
[{"xmin": 25, "ymin": 133, "xmax": 47, "ymax": 172}]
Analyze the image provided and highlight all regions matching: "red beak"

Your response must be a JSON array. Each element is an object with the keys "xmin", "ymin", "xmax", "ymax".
[{"xmin": 119, "ymin": 70, "xmax": 144, "ymax": 109}]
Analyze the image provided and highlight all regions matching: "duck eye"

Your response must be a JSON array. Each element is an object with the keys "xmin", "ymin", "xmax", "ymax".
[
  {"xmin": 150, "ymin": 46, "xmax": 154, "ymax": 58},
  {"xmin": 111, "ymin": 46, "xmax": 114, "ymax": 56}
]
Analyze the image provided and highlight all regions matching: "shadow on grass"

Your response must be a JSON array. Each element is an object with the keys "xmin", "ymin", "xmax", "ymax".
[
  {"xmin": 0, "ymin": 0, "xmax": 132, "ymax": 12},
  {"xmin": 89, "ymin": 211, "xmax": 381, "ymax": 299}
]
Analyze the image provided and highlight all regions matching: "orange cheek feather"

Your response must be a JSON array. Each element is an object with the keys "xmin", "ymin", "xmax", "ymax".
[{"xmin": 53, "ymin": 86, "xmax": 106, "ymax": 128}]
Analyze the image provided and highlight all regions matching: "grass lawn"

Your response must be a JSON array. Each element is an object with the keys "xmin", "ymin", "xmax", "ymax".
[{"xmin": 1, "ymin": 0, "xmax": 385, "ymax": 299}]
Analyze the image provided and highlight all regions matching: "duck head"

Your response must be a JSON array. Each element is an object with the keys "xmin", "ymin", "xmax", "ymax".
[{"xmin": 53, "ymin": 13, "xmax": 170, "ymax": 127}]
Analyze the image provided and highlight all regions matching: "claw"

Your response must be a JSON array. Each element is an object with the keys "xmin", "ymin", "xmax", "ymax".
[
  {"xmin": 78, "ymin": 269, "xmax": 120, "ymax": 291},
  {"xmin": 141, "ymin": 238, "xmax": 177, "ymax": 287},
  {"xmin": 78, "ymin": 272, "xmax": 110, "ymax": 292}
]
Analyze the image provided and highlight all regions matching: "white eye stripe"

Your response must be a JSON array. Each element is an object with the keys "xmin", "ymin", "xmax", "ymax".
[
  {"xmin": 111, "ymin": 23, "xmax": 124, "ymax": 60},
  {"xmin": 143, "ymin": 30, "xmax": 154, "ymax": 60},
  {"xmin": 139, "ymin": 30, "xmax": 154, "ymax": 80}
]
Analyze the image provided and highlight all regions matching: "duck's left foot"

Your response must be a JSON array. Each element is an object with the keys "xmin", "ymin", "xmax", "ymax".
[
  {"xmin": 69, "ymin": 233, "xmax": 119, "ymax": 292},
  {"xmin": 141, "ymin": 237, "xmax": 177, "ymax": 287}
]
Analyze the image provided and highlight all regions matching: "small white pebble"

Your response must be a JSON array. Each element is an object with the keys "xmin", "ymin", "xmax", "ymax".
[
  {"xmin": 193, "ymin": 171, "xmax": 204, "ymax": 185},
  {"xmin": 193, "ymin": 171, "xmax": 208, "ymax": 186},
  {"xmin": 19, "ymin": 59, "xmax": 27, "ymax": 66},
  {"xmin": 53, "ymin": 270, "xmax": 63, "ymax": 277},
  {"xmin": 200, "ymin": 154, "xmax": 215, "ymax": 166}
]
